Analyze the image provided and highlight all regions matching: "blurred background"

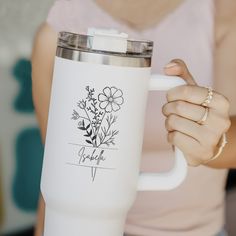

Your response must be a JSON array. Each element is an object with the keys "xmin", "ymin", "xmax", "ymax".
[
  {"xmin": 0, "ymin": 1, "xmax": 54, "ymax": 235},
  {"xmin": 0, "ymin": 0, "xmax": 236, "ymax": 236}
]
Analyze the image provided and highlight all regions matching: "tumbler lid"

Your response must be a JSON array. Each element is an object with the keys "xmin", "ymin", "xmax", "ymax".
[
  {"xmin": 87, "ymin": 28, "xmax": 128, "ymax": 53},
  {"xmin": 58, "ymin": 29, "xmax": 153, "ymax": 57}
]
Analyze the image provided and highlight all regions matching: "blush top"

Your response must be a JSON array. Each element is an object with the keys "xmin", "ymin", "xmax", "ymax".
[{"xmin": 46, "ymin": 0, "xmax": 228, "ymax": 235}]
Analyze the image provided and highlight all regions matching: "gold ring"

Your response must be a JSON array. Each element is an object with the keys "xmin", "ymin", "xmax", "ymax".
[
  {"xmin": 197, "ymin": 107, "xmax": 209, "ymax": 125},
  {"xmin": 201, "ymin": 87, "xmax": 213, "ymax": 107}
]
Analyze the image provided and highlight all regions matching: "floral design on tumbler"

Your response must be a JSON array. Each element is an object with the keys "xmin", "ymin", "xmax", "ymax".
[
  {"xmin": 98, "ymin": 87, "xmax": 124, "ymax": 113},
  {"xmin": 71, "ymin": 86, "xmax": 124, "ymax": 181}
]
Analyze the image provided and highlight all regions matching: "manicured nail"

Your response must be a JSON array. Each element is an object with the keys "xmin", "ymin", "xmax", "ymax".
[{"xmin": 164, "ymin": 62, "xmax": 178, "ymax": 68}]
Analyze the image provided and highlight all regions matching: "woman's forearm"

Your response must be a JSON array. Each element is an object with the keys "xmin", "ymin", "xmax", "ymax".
[
  {"xmin": 31, "ymin": 23, "xmax": 57, "ymax": 236},
  {"xmin": 206, "ymin": 116, "xmax": 236, "ymax": 169},
  {"xmin": 34, "ymin": 195, "xmax": 45, "ymax": 236}
]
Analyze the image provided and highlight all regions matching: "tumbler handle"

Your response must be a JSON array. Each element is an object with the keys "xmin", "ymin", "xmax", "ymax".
[{"xmin": 138, "ymin": 74, "xmax": 187, "ymax": 191}]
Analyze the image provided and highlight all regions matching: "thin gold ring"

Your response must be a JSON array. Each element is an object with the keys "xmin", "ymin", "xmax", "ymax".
[{"xmin": 197, "ymin": 107, "xmax": 209, "ymax": 125}]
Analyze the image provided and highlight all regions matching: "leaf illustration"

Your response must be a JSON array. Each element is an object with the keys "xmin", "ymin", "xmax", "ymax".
[
  {"xmin": 84, "ymin": 134, "xmax": 90, "ymax": 137},
  {"xmin": 98, "ymin": 133, "xmax": 103, "ymax": 142},
  {"xmin": 86, "ymin": 124, "xmax": 90, "ymax": 130},
  {"xmin": 86, "ymin": 140, "xmax": 92, "ymax": 144},
  {"xmin": 101, "ymin": 126, "xmax": 106, "ymax": 134},
  {"xmin": 78, "ymin": 127, "xmax": 86, "ymax": 130},
  {"xmin": 88, "ymin": 129, "xmax": 92, "ymax": 136},
  {"xmin": 92, "ymin": 135, "xmax": 97, "ymax": 141},
  {"xmin": 112, "ymin": 130, "xmax": 119, "ymax": 135},
  {"xmin": 71, "ymin": 110, "xmax": 80, "ymax": 120}
]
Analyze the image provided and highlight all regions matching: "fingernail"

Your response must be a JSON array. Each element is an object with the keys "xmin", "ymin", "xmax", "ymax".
[{"xmin": 164, "ymin": 62, "xmax": 178, "ymax": 68}]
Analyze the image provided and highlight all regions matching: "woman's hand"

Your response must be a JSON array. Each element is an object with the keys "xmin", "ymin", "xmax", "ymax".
[{"xmin": 162, "ymin": 59, "xmax": 231, "ymax": 166}]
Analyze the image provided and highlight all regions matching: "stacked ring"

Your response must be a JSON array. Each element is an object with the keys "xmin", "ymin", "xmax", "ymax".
[
  {"xmin": 197, "ymin": 87, "xmax": 228, "ymax": 163},
  {"xmin": 197, "ymin": 87, "xmax": 213, "ymax": 125},
  {"xmin": 201, "ymin": 87, "xmax": 213, "ymax": 107}
]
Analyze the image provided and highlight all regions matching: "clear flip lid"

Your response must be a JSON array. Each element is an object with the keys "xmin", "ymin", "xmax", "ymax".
[{"xmin": 58, "ymin": 29, "xmax": 153, "ymax": 58}]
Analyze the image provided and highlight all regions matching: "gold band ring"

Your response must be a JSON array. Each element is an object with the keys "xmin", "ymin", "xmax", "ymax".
[{"xmin": 197, "ymin": 107, "xmax": 209, "ymax": 125}]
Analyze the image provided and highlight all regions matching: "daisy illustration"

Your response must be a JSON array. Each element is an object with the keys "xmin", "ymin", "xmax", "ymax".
[{"xmin": 98, "ymin": 87, "xmax": 124, "ymax": 113}]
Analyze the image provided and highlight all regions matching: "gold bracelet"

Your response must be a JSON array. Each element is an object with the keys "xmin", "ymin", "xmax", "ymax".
[{"xmin": 204, "ymin": 133, "xmax": 227, "ymax": 164}]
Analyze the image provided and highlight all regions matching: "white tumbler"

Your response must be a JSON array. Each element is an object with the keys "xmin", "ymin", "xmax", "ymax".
[{"xmin": 41, "ymin": 30, "xmax": 187, "ymax": 236}]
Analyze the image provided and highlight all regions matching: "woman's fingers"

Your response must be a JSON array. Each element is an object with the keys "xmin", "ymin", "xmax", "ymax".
[
  {"xmin": 162, "ymin": 101, "xmax": 206, "ymax": 123},
  {"xmin": 165, "ymin": 115, "xmax": 223, "ymax": 166},
  {"xmin": 162, "ymin": 59, "xmax": 231, "ymax": 166},
  {"xmin": 165, "ymin": 114, "xmax": 203, "ymax": 142},
  {"xmin": 167, "ymin": 131, "xmax": 208, "ymax": 166},
  {"xmin": 163, "ymin": 101, "xmax": 231, "ymax": 134},
  {"xmin": 165, "ymin": 112, "xmax": 226, "ymax": 147},
  {"xmin": 167, "ymin": 85, "xmax": 230, "ymax": 113},
  {"xmin": 166, "ymin": 113, "xmax": 231, "ymax": 165},
  {"xmin": 164, "ymin": 59, "xmax": 229, "ymax": 113},
  {"xmin": 164, "ymin": 59, "xmax": 197, "ymax": 85}
]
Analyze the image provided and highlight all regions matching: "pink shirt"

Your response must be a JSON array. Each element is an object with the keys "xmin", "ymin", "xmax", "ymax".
[{"xmin": 47, "ymin": 0, "xmax": 228, "ymax": 235}]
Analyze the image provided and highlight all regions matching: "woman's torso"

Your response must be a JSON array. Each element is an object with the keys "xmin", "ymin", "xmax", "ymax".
[{"xmin": 46, "ymin": 0, "xmax": 228, "ymax": 235}]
